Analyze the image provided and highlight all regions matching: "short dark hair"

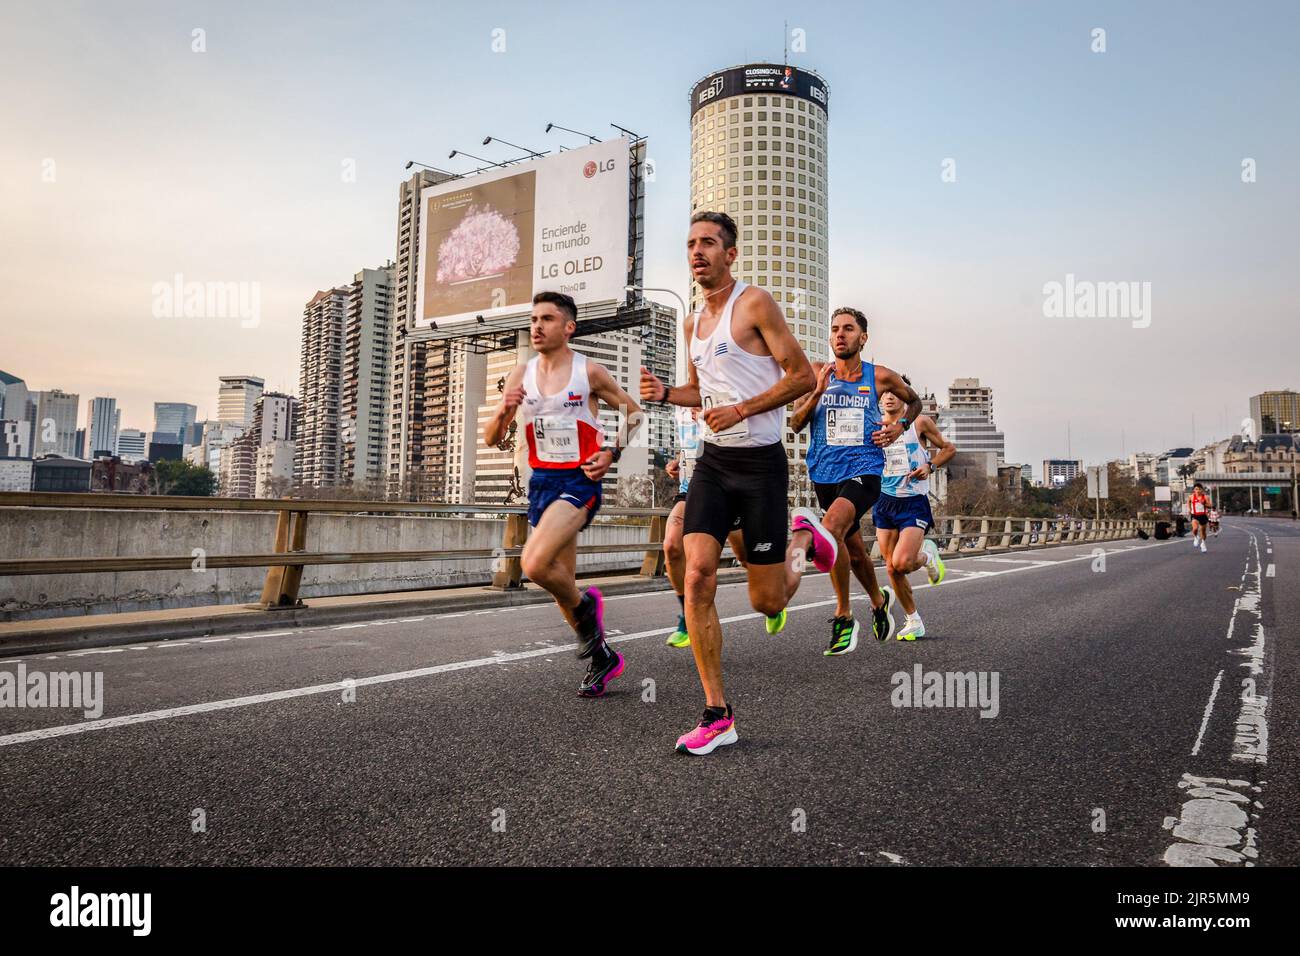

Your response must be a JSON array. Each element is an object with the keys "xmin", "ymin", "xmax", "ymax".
[
  {"xmin": 533, "ymin": 290, "xmax": 577, "ymax": 324},
  {"xmin": 690, "ymin": 210, "xmax": 738, "ymax": 249},
  {"xmin": 1194, "ymin": 482, "xmax": 1204, "ymax": 490},
  {"xmin": 831, "ymin": 307, "xmax": 868, "ymax": 333}
]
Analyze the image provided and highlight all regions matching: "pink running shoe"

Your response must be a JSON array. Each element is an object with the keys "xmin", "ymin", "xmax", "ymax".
[
  {"xmin": 791, "ymin": 506, "xmax": 838, "ymax": 573},
  {"xmin": 675, "ymin": 706, "xmax": 738, "ymax": 755}
]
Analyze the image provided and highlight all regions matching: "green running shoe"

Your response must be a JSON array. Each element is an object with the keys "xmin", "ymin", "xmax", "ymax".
[
  {"xmin": 922, "ymin": 539, "xmax": 946, "ymax": 585},
  {"xmin": 824, "ymin": 615, "xmax": 860, "ymax": 655},
  {"xmin": 765, "ymin": 608, "xmax": 787, "ymax": 634},
  {"xmin": 666, "ymin": 613, "xmax": 691, "ymax": 648}
]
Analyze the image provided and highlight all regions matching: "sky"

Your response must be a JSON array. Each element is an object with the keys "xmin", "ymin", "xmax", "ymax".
[{"xmin": 1, "ymin": 0, "xmax": 1297, "ymax": 469}]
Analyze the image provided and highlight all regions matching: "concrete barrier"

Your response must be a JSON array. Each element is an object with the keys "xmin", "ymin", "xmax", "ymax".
[{"xmin": 0, "ymin": 507, "xmax": 650, "ymax": 621}]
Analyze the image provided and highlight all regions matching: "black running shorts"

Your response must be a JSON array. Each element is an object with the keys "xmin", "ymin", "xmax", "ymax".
[
  {"xmin": 683, "ymin": 441, "xmax": 788, "ymax": 565},
  {"xmin": 813, "ymin": 474, "xmax": 883, "ymax": 538}
]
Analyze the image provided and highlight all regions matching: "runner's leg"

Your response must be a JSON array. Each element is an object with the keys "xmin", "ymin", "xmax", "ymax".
[
  {"xmin": 883, "ymin": 527, "xmax": 923, "ymax": 616},
  {"xmin": 520, "ymin": 501, "xmax": 588, "ymax": 626},
  {"xmin": 684, "ymin": 532, "xmax": 727, "ymax": 708}
]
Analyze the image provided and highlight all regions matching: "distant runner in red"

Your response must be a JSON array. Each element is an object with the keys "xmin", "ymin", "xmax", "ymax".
[{"xmin": 1187, "ymin": 483, "xmax": 1210, "ymax": 553}]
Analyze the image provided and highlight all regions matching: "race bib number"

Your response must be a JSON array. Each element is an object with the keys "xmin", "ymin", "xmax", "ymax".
[
  {"xmin": 826, "ymin": 406, "xmax": 864, "ymax": 446},
  {"xmin": 701, "ymin": 388, "xmax": 749, "ymax": 444},
  {"xmin": 883, "ymin": 441, "xmax": 910, "ymax": 477},
  {"xmin": 535, "ymin": 416, "xmax": 580, "ymax": 463}
]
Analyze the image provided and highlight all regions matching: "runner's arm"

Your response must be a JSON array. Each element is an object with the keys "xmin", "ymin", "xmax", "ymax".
[
  {"xmin": 483, "ymin": 364, "xmax": 526, "ymax": 448},
  {"xmin": 917, "ymin": 415, "xmax": 956, "ymax": 470},
  {"xmin": 789, "ymin": 362, "xmax": 830, "ymax": 433},
  {"xmin": 872, "ymin": 365, "xmax": 922, "ymax": 446}
]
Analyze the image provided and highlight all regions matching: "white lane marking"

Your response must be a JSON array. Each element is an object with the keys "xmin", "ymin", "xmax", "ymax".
[
  {"xmin": 1230, "ymin": 534, "xmax": 1267, "ymax": 766},
  {"xmin": 877, "ymin": 851, "xmax": 906, "ymax": 865},
  {"xmin": 1265, "ymin": 563, "xmax": 1275, "ymax": 578},
  {"xmin": 1162, "ymin": 774, "xmax": 1261, "ymax": 867},
  {"xmin": 156, "ymin": 642, "xmax": 191, "ymax": 649},
  {"xmin": 968, "ymin": 557, "xmax": 1054, "ymax": 566},
  {"xmin": 1190, "ymin": 670, "xmax": 1223, "ymax": 756},
  {"xmin": 197, "ymin": 638, "xmax": 230, "ymax": 644},
  {"xmin": 0, "ymin": 539, "xmax": 1178, "ymax": 748},
  {"xmin": 63, "ymin": 648, "xmax": 123, "ymax": 656}
]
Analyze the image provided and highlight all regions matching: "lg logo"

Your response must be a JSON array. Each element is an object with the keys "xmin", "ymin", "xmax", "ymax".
[{"xmin": 583, "ymin": 159, "xmax": 616, "ymax": 178}]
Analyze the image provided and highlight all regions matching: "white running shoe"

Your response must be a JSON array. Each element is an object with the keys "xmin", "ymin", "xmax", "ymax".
[
  {"xmin": 897, "ymin": 615, "xmax": 926, "ymax": 641},
  {"xmin": 1200, "ymin": 542, "xmax": 1207, "ymax": 553}
]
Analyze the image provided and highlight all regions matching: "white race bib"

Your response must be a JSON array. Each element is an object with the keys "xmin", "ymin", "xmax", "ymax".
[
  {"xmin": 827, "ymin": 406, "xmax": 864, "ymax": 446},
  {"xmin": 535, "ymin": 416, "xmax": 580, "ymax": 463},
  {"xmin": 701, "ymin": 388, "xmax": 749, "ymax": 444},
  {"xmin": 883, "ymin": 441, "xmax": 910, "ymax": 477}
]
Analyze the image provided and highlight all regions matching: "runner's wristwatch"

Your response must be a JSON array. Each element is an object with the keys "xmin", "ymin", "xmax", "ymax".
[{"xmin": 604, "ymin": 446, "xmax": 623, "ymax": 463}]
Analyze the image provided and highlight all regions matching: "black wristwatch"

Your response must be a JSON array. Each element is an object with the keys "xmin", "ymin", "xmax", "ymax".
[{"xmin": 604, "ymin": 446, "xmax": 623, "ymax": 463}]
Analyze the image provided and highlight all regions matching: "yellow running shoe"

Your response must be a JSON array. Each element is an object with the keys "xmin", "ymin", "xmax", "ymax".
[
  {"xmin": 765, "ymin": 608, "xmax": 787, "ymax": 634},
  {"xmin": 666, "ymin": 614, "xmax": 691, "ymax": 648},
  {"xmin": 922, "ymin": 539, "xmax": 946, "ymax": 585}
]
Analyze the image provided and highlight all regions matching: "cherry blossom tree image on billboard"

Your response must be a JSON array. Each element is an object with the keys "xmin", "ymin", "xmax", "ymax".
[
  {"xmin": 422, "ymin": 169, "xmax": 535, "ymax": 323},
  {"xmin": 435, "ymin": 205, "xmax": 521, "ymax": 284}
]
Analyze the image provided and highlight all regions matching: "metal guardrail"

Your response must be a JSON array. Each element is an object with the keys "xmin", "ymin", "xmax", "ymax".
[{"xmin": 0, "ymin": 492, "xmax": 1153, "ymax": 609}]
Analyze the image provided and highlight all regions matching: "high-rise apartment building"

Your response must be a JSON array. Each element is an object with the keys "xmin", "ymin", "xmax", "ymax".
[
  {"xmin": 936, "ymin": 378, "xmax": 1006, "ymax": 463},
  {"xmin": 1043, "ymin": 459, "xmax": 1082, "ymax": 487},
  {"xmin": 86, "ymin": 397, "xmax": 120, "ymax": 458},
  {"xmin": 389, "ymin": 168, "xmax": 456, "ymax": 499},
  {"xmin": 297, "ymin": 287, "xmax": 348, "ymax": 487},
  {"xmin": 342, "ymin": 263, "xmax": 395, "ymax": 487},
  {"xmin": 217, "ymin": 375, "xmax": 265, "ymax": 427}
]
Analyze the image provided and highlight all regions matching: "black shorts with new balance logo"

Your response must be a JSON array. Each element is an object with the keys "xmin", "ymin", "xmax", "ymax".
[{"xmin": 683, "ymin": 441, "xmax": 788, "ymax": 565}]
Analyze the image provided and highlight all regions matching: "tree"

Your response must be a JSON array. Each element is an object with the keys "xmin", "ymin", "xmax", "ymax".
[{"xmin": 151, "ymin": 459, "xmax": 217, "ymax": 496}]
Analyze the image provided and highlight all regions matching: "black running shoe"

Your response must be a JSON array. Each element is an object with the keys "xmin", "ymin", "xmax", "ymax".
[
  {"xmin": 578, "ymin": 650, "xmax": 624, "ymax": 698},
  {"xmin": 825, "ymin": 616, "xmax": 860, "ymax": 656},
  {"xmin": 572, "ymin": 587, "xmax": 606, "ymax": 659},
  {"xmin": 873, "ymin": 585, "xmax": 896, "ymax": 642}
]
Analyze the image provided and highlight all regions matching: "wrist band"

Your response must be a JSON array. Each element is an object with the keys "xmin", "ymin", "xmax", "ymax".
[{"xmin": 661, "ymin": 383, "xmax": 672, "ymax": 404}]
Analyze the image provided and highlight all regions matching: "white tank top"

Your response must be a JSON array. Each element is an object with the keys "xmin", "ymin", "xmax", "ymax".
[
  {"xmin": 519, "ymin": 352, "xmax": 605, "ymax": 469},
  {"xmin": 689, "ymin": 280, "xmax": 783, "ymax": 447}
]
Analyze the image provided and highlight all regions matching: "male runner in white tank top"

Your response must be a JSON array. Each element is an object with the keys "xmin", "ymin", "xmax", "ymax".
[
  {"xmin": 640, "ymin": 211, "xmax": 816, "ymax": 755},
  {"xmin": 486, "ymin": 291, "xmax": 642, "ymax": 698}
]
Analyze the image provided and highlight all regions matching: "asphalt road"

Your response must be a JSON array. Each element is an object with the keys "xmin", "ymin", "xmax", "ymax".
[{"xmin": 0, "ymin": 518, "xmax": 1294, "ymax": 866}]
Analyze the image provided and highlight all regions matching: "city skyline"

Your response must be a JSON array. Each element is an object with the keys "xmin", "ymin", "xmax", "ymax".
[{"xmin": 2, "ymin": 0, "xmax": 1297, "ymax": 471}]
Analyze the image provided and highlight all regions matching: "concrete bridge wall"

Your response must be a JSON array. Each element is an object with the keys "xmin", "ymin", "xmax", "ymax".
[{"xmin": 0, "ymin": 507, "xmax": 651, "ymax": 621}]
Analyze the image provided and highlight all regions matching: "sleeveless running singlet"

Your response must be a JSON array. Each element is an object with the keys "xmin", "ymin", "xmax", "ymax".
[
  {"xmin": 880, "ymin": 422, "xmax": 930, "ymax": 498},
  {"xmin": 689, "ymin": 281, "xmax": 783, "ymax": 448},
  {"xmin": 806, "ymin": 364, "xmax": 885, "ymax": 484},
  {"xmin": 520, "ymin": 352, "xmax": 605, "ymax": 470}
]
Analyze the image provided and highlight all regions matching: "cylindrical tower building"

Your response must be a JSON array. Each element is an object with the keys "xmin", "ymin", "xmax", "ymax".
[{"xmin": 689, "ymin": 64, "xmax": 830, "ymax": 487}]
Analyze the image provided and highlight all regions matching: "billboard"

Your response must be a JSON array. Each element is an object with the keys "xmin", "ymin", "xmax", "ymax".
[
  {"xmin": 414, "ymin": 139, "xmax": 630, "ymax": 329},
  {"xmin": 690, "ymin": 64, "xmax": 829, "ymax": 118}
]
